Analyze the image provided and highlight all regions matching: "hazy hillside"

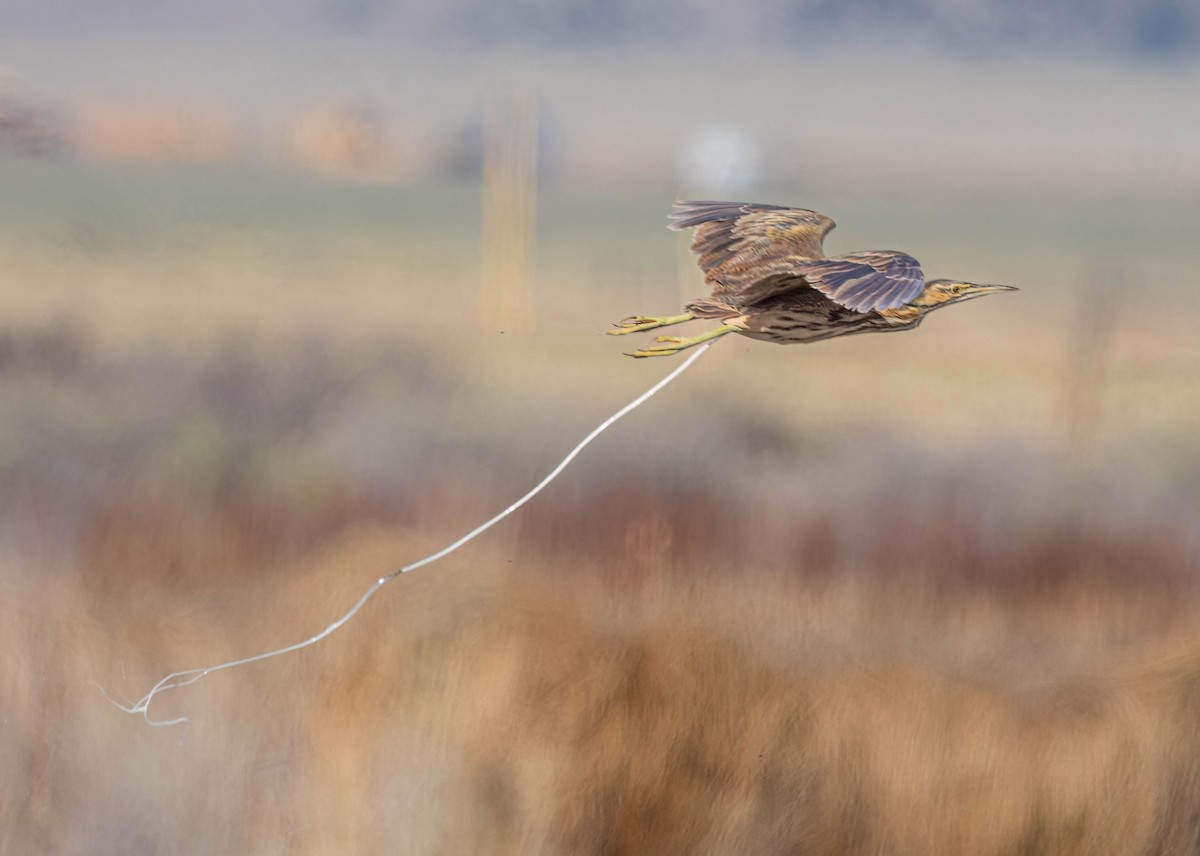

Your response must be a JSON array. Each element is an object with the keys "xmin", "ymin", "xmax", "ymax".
[{"xmin": 0, "ymin": 0, "xmax": 1197, "ymax": 58}]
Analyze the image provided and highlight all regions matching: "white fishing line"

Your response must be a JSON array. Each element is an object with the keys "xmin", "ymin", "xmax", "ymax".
[{"xmin": 113, "ymin": 343, "xmax": 712, "ymax": 735}]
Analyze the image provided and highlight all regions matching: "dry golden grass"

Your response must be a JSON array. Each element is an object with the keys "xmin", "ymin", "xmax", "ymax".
[
  {"xmin": 4, "ymin": 491, "xmax": 1200, "ymax": 854},
  {"xmin": 0, "ymin": 318, "xmax": 1193, "ymax": 853},
  {"xmin": 0, "ymin": 166, "xmax": 1197, "ymax": 852}
]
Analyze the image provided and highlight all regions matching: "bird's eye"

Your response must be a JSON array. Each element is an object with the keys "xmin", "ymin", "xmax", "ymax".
[{"xmin": 951, "ymin": 284, "xmax": 963, "ymax": 294}]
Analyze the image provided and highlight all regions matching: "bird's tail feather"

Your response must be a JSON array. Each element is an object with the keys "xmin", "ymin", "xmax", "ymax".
[{"xmin": 685, "ymin": 298, "xmax": 742, "ymax": 320}]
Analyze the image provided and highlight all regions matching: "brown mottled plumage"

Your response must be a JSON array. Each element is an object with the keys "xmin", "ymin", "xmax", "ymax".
[{"xmin": 609, "ymin": 201, "xmax": 1016, "ymax": 357}]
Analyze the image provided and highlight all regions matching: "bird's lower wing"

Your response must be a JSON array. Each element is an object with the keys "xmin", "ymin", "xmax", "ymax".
[
  {"xmin": 712, "ymin": 269, "xmax": 817, "ymax": 306},
  {"xmin": 791, "ymin": 252, "xmax": 925, "ymax": 312}
]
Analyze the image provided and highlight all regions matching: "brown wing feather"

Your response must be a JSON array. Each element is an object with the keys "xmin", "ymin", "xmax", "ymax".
[
  {"xmin": 793, "ymin": 251, "xmax": 926, "ymax": 312},
  {"xmin": 669, "ymin": 201, "xmax": 836, "ymax": 303},
  {"xmin": 670, "ymin": 202, "xmax": 926, "ymax": 313}
]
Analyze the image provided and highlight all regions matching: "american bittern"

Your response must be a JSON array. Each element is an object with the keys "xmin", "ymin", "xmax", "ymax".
[{"xmin": 610, "ymin": 201, "xmax": 1016, "ymax": 357}]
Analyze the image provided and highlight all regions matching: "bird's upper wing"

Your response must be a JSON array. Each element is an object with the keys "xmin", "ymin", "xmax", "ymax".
[
  {"xmin": 669, "ymin": 202, "xmax": 924, "ymax": 312},
  {"xmin": 669, "ymin": 201, "xmax": 836, "ymax": 300},
  {"xmin": 792, "ymin": 251, "xmax": 926, "ymax": 312}
]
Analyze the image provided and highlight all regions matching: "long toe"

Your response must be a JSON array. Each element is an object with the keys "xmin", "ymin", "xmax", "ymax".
[
  {"xmin": 626, "ymin": 341, "xmax": 685, "ymax": 358},
  {"xmin": 606, "ymin": 312, "xmax": 695, "ymax": 336},
  {"xmin": 624, "ymin": 322, "xmax": 737, "ymax": 357},
  {"xmin": 607, "ymin": 316, "xmax": 662, "ymax": 335},
  {"xmin": 626, "ymin": 347, "xmax": 680, "ymax": 358}
]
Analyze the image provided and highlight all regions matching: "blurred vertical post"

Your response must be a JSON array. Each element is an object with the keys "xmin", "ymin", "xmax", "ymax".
[
  {"xmin": 480, "ymin": 93, "xmax": 538, "ymax": 333},
  {"xmin": 1063, "ymin": 267, "xmax": 1120, "ymax": 457}
]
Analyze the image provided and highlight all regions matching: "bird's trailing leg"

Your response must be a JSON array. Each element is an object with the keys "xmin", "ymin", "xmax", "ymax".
[
  {"xmin": 627, "ymin": 324, "xmax": 738, "ymax": 358},
  {"xmin": 607, "ymin": 312, "xmax": 695, "ymax": 335}
]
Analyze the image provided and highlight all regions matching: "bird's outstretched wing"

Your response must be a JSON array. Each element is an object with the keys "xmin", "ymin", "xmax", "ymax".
[
  {"xmin": 793, "ymin": 251, "xmax": 925, "ymax": 312},
  {"xmin": 669, "ymin": 201, "xmax": 836, "ymax": 301}
]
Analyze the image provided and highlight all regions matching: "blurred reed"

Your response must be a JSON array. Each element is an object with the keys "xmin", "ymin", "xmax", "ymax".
[
  {"xmin": 1063, "ymin": 267, "xmax": 1120, "ymax": 456},
  {"xmin": 479, "ymin": 92, "xmax": 538, "ymax": 334}
]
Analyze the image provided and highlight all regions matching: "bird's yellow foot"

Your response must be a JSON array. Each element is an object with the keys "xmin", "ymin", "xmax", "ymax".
[
  {"xmin": 624, "ymin": 324, "xmax": 740, "ymax": 358},
  {"xmin": 606, "ymin": 312, "xmax": 695, "ymax": 335},
  {"xmin": 626, "ymin": 336, "xmax": 694, "ymax": 358},
  {"xmin": 628, "ymin": 338, "xmax": 686, "ymax": 355}
]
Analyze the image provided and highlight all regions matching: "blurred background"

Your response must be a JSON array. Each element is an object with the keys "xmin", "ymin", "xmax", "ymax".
[{"xmin": 3, "ymin": 2, "xmax": 1200, "ymax": 853}]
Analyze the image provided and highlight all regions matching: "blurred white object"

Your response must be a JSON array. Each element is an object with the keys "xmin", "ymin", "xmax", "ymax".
[{"xmin": 676, "ymin": 124, "xmax": 763, "ymax": 196}]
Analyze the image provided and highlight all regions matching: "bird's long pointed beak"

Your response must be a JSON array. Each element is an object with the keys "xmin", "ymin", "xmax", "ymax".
[
  {"xmin": 968, "ymin": 283, "xmax": 1018, "ymax": 294},
  {"xmin": 956, "ymin": 282, "xmax": 1018, "ymax": 303}
]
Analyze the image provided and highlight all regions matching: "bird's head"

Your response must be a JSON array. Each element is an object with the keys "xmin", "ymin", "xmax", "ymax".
[{"xmin": 911, "ymin": 279, "xmax": 1018, "ymax": 312}]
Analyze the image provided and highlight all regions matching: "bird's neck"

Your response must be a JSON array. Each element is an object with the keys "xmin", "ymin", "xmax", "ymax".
[{"xmin": 876, "ymin": 305, "xmax": 923, "ymax": 325}]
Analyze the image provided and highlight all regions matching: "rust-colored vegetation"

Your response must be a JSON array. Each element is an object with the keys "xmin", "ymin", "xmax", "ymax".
[{"xmin": 2, "ymin": 317, "xmax": 1199, "ymax": 854}]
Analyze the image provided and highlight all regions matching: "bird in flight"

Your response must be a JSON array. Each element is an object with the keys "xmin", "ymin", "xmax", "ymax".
[{"xmin": 609, "ymin": 201, "xmax": 1016, "ymax": 357}]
